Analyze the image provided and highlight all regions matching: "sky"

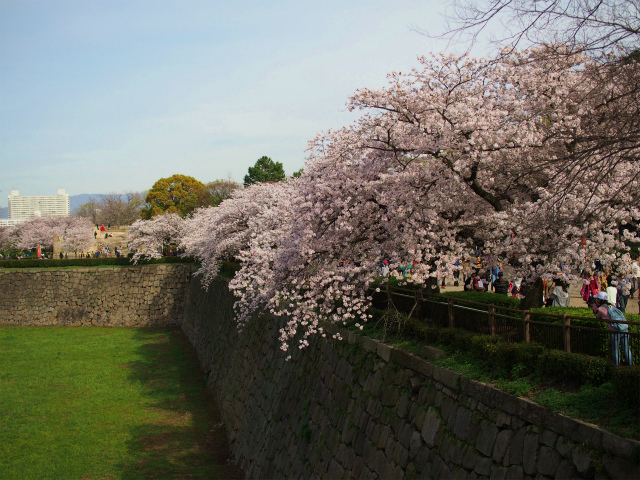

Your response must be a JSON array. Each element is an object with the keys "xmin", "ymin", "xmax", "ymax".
[{"xmin": 0, "ymin": 0, "xmax": 479, "ymax": 203}]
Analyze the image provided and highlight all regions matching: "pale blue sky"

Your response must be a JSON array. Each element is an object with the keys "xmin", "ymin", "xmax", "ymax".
[{"xmin": 1, "ymin": 0, "xmax": 472, "ymax": 201}]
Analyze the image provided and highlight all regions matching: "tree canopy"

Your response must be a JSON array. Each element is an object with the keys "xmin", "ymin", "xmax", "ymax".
[
  {"xmin": 125, "ymin": 42, "xmax": 639, "ymax": 354},
  {"xmin": 186, "ymin": 47, "xmax": 639, "ymax": 355},
  {"xmin": 205, "ymin": 178, "xmax": 242, "ymax": 207},
  {"xmin": 243, "ymin": 156, "xmax": 286, "ymax": 186},
  {"xmin": 141, "ymin": 174, "xmax": 207, "ymax": 219},
  {"xmin": 75, "ymin": 192, "xmax": 144, "ymax": 226}
]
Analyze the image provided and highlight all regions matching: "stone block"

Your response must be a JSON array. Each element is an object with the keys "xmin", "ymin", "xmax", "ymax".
[
  {"xmin": 602, "ymin": 456, "xmax": 640, "ymax": 480},
  {"xmin": 493, "ymin": 429, "xmax": 513, "ymax": 464},
  {"xmin": 491, "ymin": 465, "xmax": 508, "ymax": 480},
  {"xmin": 420, "ymin": 345, "xmax": 445, "ymax": 360},
  {"xmin": 377, "ymin": 425, "xmax": 392, "ymax": 450},
  {"xmin": 462, "ymin": 445, "xmax": 479, "ymax": 471},
  {"xmin": 432, "ymin": 364, "xmax": 461, "ymax": 392},
  {"xmin": 551, "ymin": 460, "xmax": 577, "ymax": 480},
  {"xmin": 539, "ymin": 430, "xmax": 557, "ymax": 447},
  {"xmin": 475, "ymin": 456, "xmax": 492, "ymax": 476},
  {"xmin": 536, "ymin": 446, "xmax": 561, "ymax": 477},
  {"xmin": 557, "ymin": 416, "xmax": 603, "ymax": 451},
  {"xmin": 505, "ymin": 464, "xmax": 524, "ymax": 480},
  {"xmin": 432, "ymin": 456, "xmax": 453, "ymax": 480},
  {"xmin": 453, "ymin": 407, "xmax": 471, "ymax": 441},
  {"xmin": 571, "ymin": 446, "xmax": 594, "ymax": 478},
  {"xmin": 400, "ymin": 422, "xmax": 414, "ymax": 450},
  {"xmin": 554, "ymin": 436, "xmax": 573, "ymax": 459},
  {"xmin": 412, "ymin": 408, "xmax": 426, "ymax": 432},
  {"xmin": 409, "ymin": 431, "xmax": 422, "ymax": 459},
  {"xmin": 522, "ymin": 433, "xmax": 539, "ymax": 476},
  {"xmin": 476, "ymin": 420, "xmax": 499, "ymax": 457},
  {"xmin": 601, "ymin": 431, "xmax": 640, "ymax": 460},
  {"xmin": 397, "ymin": 393, "xmax": 409, "ymax": 418},
  {"xmin": 421, "ymin": 408, "xmax": 444, "ymax": 448},
  {"xmin": 377, "ymin": 342, "xmax": 391, "ymax": 362},
  {"xmin": 414, "ymin": 445, "xmax": 432, "ymax": 473},
  {"xmin": 440, "ymin": 434, "xmax": 454, "ymax": 463},
  {"xmin": 450, "ymin": 438, "xmax": 465, "ymax": 467},
  {"xmin": 359, "ymin": 336, "xmax": 379, "ymax": 353},
  {"xmin": 508, "ymin": 426, "xmax": 528, "ymax": 466}
]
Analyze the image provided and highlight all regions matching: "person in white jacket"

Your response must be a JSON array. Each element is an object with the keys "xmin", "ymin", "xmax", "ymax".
[{"xmin": 605, "ymin": 279, "xmax": 618, "ymax": 309}]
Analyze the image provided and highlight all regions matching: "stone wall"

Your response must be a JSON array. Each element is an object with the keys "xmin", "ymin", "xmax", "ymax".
[
  {"xmin": 182, "ymin": 278, "xmax": 640, "ymax": 480},
  {"xmin": 0, "ymin": 264, "xmax": 192, "ymax": 327},
  {"xmin": 2, "ymin": 267, "xmax": 638, "ymax": 478}
]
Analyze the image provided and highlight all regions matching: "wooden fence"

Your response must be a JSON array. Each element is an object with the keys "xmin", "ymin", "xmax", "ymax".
[{"xmin": 372, "ymin": 285, "xmax": 639, "ymax": 362}]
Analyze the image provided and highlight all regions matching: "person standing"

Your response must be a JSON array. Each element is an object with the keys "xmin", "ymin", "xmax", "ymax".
[
  {"xmin": 551, "ymin": 281, "xmax": 570, "ymax": 307},
  {"xmin": 606, "ymin": 279, "xmax": 618, "ymax": 309},
  {"xmin": 592, "ymin": 292, "xmax": 632, "ymax": 366},
  {"xmin": 493, "ymin": 271, "xmax": 510, "ymax": 295},
  {"xmin": 617, "ymin": 274, "xmax": 631, "ymax": 312},
  {"xmin": 631, "ymin": 258, "xmax": 640, "ymax": 299}
]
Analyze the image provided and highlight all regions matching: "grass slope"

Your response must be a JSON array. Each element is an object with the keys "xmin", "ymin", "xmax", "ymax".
[{"xmin": 0, "ymin": 327, "xmax": 243, "ymax": 480}]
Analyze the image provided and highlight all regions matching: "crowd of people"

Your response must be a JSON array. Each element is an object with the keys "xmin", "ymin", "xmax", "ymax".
[{"xmin": 580, "ymin": 267, "xmax": 639, "ymax": 313}]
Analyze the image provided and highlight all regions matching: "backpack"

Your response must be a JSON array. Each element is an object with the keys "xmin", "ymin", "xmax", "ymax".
[{"xmin": 605, "ymin": 305, "xmax": 628, "ymax": 332}]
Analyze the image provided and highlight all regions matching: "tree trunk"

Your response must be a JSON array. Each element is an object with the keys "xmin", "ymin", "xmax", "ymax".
[{"xmin": 520, "ymin": 277, "xmax": 545, "ymax": 310}]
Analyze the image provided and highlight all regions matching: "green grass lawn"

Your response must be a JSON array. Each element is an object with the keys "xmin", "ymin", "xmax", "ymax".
[{"xmin": 0, "ymin": 327, "xmax": 244, "ymax": 480}]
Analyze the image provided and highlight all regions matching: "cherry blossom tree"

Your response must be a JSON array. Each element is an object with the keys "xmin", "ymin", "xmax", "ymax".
[
  {"xmin": 181, "ymin": 181, "xmax": 293, "ymax": 288},
  {"xmin": 8, "ymin": 216, "xmax": 94, "ymax": 251},
  {"xmin": 0, "ymin": 227, "xmax": 17, "ymax": 253},
  {"xmin": 179, "ymin": 46, "xmax": 638, "ymax": 354},
  {"xmin": 59, "ymin": 218, "xmax": 94, "ymax": 256},
  {"xmin": 127, "ymin": 212, "xmax": 184, "ymax": 263}
]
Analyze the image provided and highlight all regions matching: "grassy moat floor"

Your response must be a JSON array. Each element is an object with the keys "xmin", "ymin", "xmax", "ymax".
[{"xmin": 0, "ymin": 327, "xmax": 244, "ymax": 480}]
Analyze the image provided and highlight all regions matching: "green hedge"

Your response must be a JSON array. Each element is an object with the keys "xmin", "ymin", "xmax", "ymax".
[
  {"xmin": 528, "ymin": 306, "xmax": 640, "ymax": 360},
  {"xmin": 402, "ymin": 318, "xmax": 615, "ymax": 386},
  {"xmin": 438, "ymin": 291, "xmax": 522, "ymax": 311},
  {"xmin": 612, "ymin": 366, "xmax": 640, "ymax": 411},
  {"xmin": 0, "ymin": 256, "xmax": 195, "ymax": 269}
]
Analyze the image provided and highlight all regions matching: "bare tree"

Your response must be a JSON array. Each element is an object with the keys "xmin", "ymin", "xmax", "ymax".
[
  {"xmin": 74, "ymin": 196, "xmax": 101, "ymax": 225},
  {"xmin": 74, "ymin": 193, "xmax": 144, "ymax": 226},
  {"xmin": 434, "ymin": 0, "xmax": 639, "ymax": 57},
  {"xmin": 205, "ymin": 177, "xmax": 242, "ymax": 206}
]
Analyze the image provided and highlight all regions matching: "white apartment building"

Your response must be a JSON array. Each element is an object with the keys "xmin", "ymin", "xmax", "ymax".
[{"xmin": 5, "ymin": 189, "xmax": 70, "ymax": 222}]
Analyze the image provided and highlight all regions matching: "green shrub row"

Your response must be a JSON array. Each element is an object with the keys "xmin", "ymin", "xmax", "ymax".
[
  {"xmin": 403, "ymin": 318, "xmax": 628, "ymax": 390},
  {"xmin": 612, "ymin": 366, "xmax": 640, "ymax": 409},
  {"xmin": 0, "ymin": 256, "xmax": 194, "ymax": 269},
  {"xmin": 438, "ymin": 291, "xmax": 522, "ymax": 312},
  {"xmin": 530, "ymin": 306, "xmax": 640, "ymax": 325}
]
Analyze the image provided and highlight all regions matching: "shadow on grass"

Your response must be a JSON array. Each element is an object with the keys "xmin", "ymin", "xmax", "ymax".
[{"xmin": 117, "ymin": 327, "xmax": 244, "ymax": 480}]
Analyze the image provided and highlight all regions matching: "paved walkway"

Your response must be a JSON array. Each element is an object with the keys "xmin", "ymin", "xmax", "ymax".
[{"xmin": 440, "ymin": 278, "xmax": 639, "ymax": 315}]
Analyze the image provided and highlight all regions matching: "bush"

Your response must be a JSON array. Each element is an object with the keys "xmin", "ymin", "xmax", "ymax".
[
  {"xmin": 439, "ymin": 291, "xmax": 521, "ymax": 311},
  {"xmin": 537, "ymin": 350, "xmax": 612, "ymax": 386},
  {"xmin": 529, "ymin": 306, "xmax": 640, "ymax": 362},
  {"xmin": 611, "ymin": 366, "xmax": 640, "ymax": 411},
  {"xmin": 0, "ymin": 256, "xmax": 194, "ymax": 269}
]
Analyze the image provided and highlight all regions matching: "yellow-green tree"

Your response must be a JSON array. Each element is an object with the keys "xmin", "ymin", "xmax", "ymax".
[{"xmin": 141, "ymin": 174, "xmax": 207, "ymax": 219}]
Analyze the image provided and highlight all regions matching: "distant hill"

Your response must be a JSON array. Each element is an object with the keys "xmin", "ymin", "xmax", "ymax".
[
  {"xmin": 0, "ymin": 206, "xmax": 7, "ymax": 219},
  {"xmin": 70, "ymin": 194, "xmax": 101, "ymax": 213}
]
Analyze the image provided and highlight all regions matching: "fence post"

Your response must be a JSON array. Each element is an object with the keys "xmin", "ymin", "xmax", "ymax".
[
  {"xmin": 489, "ymin": 305, "xmax": 496, "ymax": 336},
  {"xmin": 414, "ymin": 288, "xmax": 422, "ymax": 320},
  {"xmin": 523, "ymin": 310, "xmax": 530, "ymax": 343},
  {"xmin": 563, "ymin": 314, "xmax": 571, "ymax": 353},
  {"xmin": 448, "ymin": 298, "xmax": 455, "ymax": 329}
]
